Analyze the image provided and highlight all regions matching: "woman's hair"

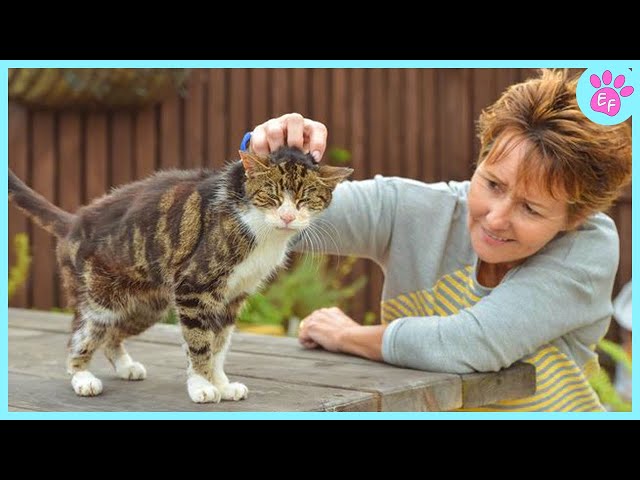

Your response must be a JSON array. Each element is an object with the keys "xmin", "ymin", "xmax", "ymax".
[{"xmin": 476, "ymin": 68, "xmax": 631, "ymax": 224}]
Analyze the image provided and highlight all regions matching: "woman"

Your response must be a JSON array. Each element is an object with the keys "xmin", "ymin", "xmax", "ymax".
[{"xmin": 244, "ymin": 69, "xmax": 631, "ymax": 411}]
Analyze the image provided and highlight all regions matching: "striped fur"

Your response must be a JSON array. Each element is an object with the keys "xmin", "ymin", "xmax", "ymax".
[{"xmin": 9, "ymin": 147, "xmax": 353, "ymax": 403}]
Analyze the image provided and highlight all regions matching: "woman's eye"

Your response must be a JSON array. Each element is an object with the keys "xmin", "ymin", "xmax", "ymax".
[
  {"xmin": 487, "ymin": 179, "xmax": 499, "ymax": 190},
  {"xmin": 523, "ymin": 203, "xmax": 539, "ymax": 216}
]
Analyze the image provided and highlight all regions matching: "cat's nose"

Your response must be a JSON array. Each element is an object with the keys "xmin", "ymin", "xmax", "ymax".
[{"xmin": 279, "ymin": 212, "xmax": 296, "ymax": 225}]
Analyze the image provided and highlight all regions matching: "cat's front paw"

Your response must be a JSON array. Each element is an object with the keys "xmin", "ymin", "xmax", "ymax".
[
  {"xmin": 71, "ymin": 371, "xmax": 103, "ymax": 396},
  {"xmin": 187, "ymin": 374, "xmax": 221, "ymax": 403},
  {"xmin": 117, "ymin": 361, "xmax": 147, "ymax": 381},
  {"xmin": 219, "ymin": 382, "xmax": 249, "ymax": 401}
]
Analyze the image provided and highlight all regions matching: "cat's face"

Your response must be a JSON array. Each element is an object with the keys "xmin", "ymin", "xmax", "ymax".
[{"xmin": 240, "ymin": 148, "xmax": 353, "ymax": 232}]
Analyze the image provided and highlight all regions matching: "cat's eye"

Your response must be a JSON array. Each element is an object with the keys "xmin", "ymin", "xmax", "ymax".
[
  {"xmin": 254, "ymin": 193, "xmax": 279, "ymax": 207},
  {"xmin": 267, "ymin": 196, "xmax": 281, "ymax": 207}
]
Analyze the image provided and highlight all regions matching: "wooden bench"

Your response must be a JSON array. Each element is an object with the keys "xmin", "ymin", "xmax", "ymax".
[{"xmin": 8, "ymin": 307, "xmax": 535, "ymax": 412}]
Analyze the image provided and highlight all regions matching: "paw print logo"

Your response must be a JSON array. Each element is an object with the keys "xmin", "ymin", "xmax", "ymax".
[
  {"xmin": 589, "ymin": 70, "xmax": 634, "ymax": 117},
  {"xmin": 577, "ymin": 67, "xmax": 636, "ymax": 125}
]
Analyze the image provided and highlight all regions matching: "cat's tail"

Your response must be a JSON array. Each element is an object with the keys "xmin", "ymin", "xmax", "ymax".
[{"xmin": 9, "ymin": 169, "xmax": 75, "ymax": 238}]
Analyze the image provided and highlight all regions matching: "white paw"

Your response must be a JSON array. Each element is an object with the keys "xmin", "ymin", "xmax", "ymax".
[
  {"xmin": 71, "ymin": 371, "xmax": 103, "ymax": 396},
  {"xmin": 187, "ymin": 375, "xmax": 221, "ymax": 403},
  {"xmin": 117, "ymin": 361, "xmax": 147, "ymax": 381},
  {"xmin": 218, "ymin": 382, "xmax": 249, "ymax": 401}
]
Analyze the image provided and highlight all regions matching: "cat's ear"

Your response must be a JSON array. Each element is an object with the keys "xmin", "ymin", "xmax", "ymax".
[
  {"xmin": 317, "ymin": 165, "xmax": 354, "ymax": 189},
  {"xmin": 239, "ymin": 150, "xmax": 270, "ymax": 177}
]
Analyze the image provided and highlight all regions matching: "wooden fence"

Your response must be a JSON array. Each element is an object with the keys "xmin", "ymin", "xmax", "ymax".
[{"xmin": 8, "ymin": 68, "xmax": 632, "ymax": 337}]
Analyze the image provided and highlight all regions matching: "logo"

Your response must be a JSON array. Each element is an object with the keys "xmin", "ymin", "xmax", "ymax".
[{"xmin": 576, "ymin": 68, "xmax": 635, "ymax": 125}]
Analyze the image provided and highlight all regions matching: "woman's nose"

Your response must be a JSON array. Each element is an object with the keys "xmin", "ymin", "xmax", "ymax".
[{"xmin": 485, "ymin": 201, "xmax": 511, "ymax": 230}]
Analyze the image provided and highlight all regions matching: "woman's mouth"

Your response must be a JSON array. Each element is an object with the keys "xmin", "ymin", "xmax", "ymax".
[{"xmin": 482, "ymin": 227, "xmax": 512, "ymax": 243}]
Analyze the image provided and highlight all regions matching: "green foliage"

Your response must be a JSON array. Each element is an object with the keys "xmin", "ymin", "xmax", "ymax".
[
  {"xmin": 589, "ymin": 339, "xmax": 632, "ymax": 412},
  {"xmin": 8, "ymin": 233, "xmax": 31, "ymax": 300},
  {"xmin": 327, "ymin": 147, "xmax": 352, "ymax": 165},
  {"xmin": 238, "ymin": 255, "xmax": 368, "ymax": 327},
  {"xmin": 163, "ymin": 308, "xmax": 178, "ymax": 324}
]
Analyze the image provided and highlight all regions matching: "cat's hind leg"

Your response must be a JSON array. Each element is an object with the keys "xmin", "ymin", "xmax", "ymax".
[
  {"xmin": 104, "ymin": 336, "xmax": 147, "ymax": 381},
  {"xmin": 103, "ymin": 308, "xmax": 163, "ymax": 381},
  {"xmin": 67, "ymin": 307, "xmax": 113, "ymax": 396}
]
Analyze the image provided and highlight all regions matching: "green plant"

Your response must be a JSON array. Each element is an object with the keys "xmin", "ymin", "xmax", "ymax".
[
  {"xmin": 589, "ymin": 338, "xmax": 632, "ymax": 412},
  {"xmin": 238, "ymin": 254, "xmax": 368, "ymax": 332},
  {"xmin": 8, "ymin": 233, "xmax": 31, "ymax": 300},
  {"xmin": 327, "ymin": 147, "xmax": 352, "ymax": 165},
  {"xmin": 163, "ymin": 308, "xmax": 178, "ymax": 324}
]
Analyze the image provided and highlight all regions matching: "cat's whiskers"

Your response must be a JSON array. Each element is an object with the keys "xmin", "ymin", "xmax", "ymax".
[
  {"xmin": 306, "ymin": 225, "xmax": 336, "ymax": 275},
  {"xmin": 312, "ymin": 217, "xmax": 342, "ymax": 249},
  {"xmin": 298, "ymin": 230, "xmax": 319, "ymax": 259},
  {"xmin": 307, "ymin": 219, "xmax": 342, "ymax": 256}
]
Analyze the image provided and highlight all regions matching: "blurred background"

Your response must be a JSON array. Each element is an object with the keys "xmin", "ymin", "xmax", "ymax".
[{"xmin": 7, "ymin": 68, "xmax": 632, "ymax": 403}]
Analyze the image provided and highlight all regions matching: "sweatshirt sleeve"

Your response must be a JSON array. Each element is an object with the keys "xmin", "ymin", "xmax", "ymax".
[
  {"xmin": 382, "ymin": 214, "xmax": 619, "ymax": 373},
  {"xmin": 293, "ymin": 175, "xmax": 396, "ymax": 264}
]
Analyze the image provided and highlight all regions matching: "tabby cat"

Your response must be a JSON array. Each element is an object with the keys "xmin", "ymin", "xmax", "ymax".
[{"xmin": 8, "ymin": 147, "xmax": 353, "ymax": 404}]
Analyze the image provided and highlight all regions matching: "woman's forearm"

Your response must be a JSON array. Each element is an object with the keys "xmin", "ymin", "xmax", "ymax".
[{"xmin": 338, "ymin": 324, "xmax": 387, "ymax": 361}]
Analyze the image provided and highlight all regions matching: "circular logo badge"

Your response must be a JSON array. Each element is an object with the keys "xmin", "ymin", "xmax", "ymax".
[{"xmin": 576, "ymin": 68, "xmax": 636, "ymax": 125}]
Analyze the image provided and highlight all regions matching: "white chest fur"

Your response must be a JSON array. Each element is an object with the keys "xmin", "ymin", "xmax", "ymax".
[{"xmin": 224, "ymin": 210, "xmax": 295, "ymax": 299}]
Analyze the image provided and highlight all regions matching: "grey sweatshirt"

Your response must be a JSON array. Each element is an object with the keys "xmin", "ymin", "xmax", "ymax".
[{"xmin": 297, "ymin": 175, "xmax": 618, "ymax": 375}]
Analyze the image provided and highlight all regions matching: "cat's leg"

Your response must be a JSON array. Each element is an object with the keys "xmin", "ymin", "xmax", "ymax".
[
  {"xmin": 66, "ymin": 307, "xmax": 112, "ymax": 396},
  {"xmin": 103, "ymin": 308, "xmax": 163, "ymax": 381},
  {"xmin": 208, "ymin": 295, "xmax": 248, "ymax": 400},
  {"xmin": 177, "ymin": 293, "xmax": 249, "ymax": 403},
  {"xmin": 210, "ymin": 324, "xmax": 248, "ymax": 401},
  {"xmin": 178, "ymin": 316, "xmax": 220, "ymax": 403},
  {"xmin": 104, "ymin": 332, "xmax": 146, "ymax": 381},
  {"xmin": 176, "ymin": 293, "xmax": 234, "ymax": 403}
]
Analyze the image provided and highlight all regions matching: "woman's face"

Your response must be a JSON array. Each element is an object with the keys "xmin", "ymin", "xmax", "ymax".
[{"xmin": 467, "ymin": 140, "xmax": 572, "ymax": 270}]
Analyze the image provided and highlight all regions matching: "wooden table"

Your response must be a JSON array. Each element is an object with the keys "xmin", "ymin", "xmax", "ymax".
[{"xmin": 8, "ymin": 307, "xmax": 535, "ymax": 412}]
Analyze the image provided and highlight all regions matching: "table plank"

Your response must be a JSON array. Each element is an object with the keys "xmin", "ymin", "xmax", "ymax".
[
  {"xmin": 460, "ymin": 362, "xmax": 536, "ymax": 408},
  {"xmin": 8, "ymin": 405, "xmax": 47, "ymax": 412},
  {"xmin": 9, "ymin": 371, "xmax": 375, "ymax": 412}
]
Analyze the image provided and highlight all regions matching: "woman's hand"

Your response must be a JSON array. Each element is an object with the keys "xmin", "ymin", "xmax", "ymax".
[
  {"xmin": 298, "ymin": 307, "xmax": 386, "ymax": 361},
  {"xmin": 298, "ymin": 307, "xmax": 359, "ymax": 352},
  {"xmin": 250, "ymin": 113, "xmax": 328, "ymax": 162}
]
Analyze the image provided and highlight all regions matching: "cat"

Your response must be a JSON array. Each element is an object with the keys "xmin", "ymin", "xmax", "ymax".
[{"xmin": 8, "ymin": 146, "xmax": 353, "ymax": 404}]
